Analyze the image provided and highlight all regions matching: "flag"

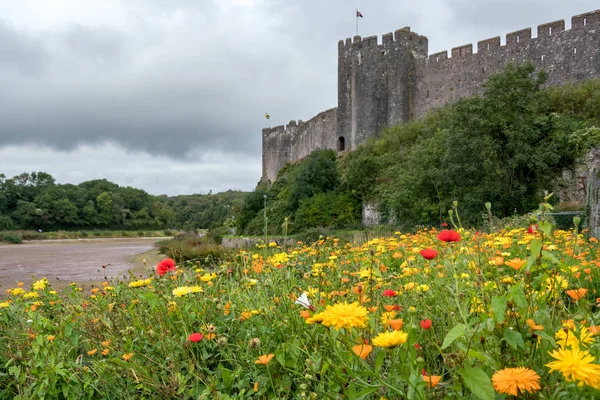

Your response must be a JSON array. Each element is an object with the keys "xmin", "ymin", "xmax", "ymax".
[
  {"xmin": 356, "ymin": 10, "xmax": 363, "ymax": 18},
  {"xmin": 265, "ymin": 113, "xmax": 270, "ymax": 119}
]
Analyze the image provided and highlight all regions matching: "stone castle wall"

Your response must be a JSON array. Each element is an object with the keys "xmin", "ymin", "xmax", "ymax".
[{"xmin": 262, "ymin": 9, "xmax": 600, "ymax": 182}]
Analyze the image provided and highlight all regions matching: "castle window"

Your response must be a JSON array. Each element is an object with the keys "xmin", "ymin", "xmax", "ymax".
[
  {"xmin": 574, "ymin": 47, "xmax": 577, "ymax": 54},
  {"xmin": 516, "ymin": 35, "xmax": 520, "ymax": 43},
  {"xmin": 427, "ymin": 89, "xmax": 430, "ymax": 97},
  {"xmin": 549, "ymin": 26, "xmax": 552, "ymax": 35},
  {"xmin": 482, "ymin": 67, "xmax": 486, "ymax": 73},
  {"xmin": 487, "ymin": 43, "xmax": 490, "ymax": 50},
  {"xmin": 436, "ymin": 56, "xmax": 439, "ymax": 62},
  {"xmin": 541, "ymin": 55, "xmax": 545, "ymax": 61},
  {"xmin": 338, "ymin": 136, "xmax": 346, "ymax": 152},
  {"xmin": 584, "ymin": 18, "xmax": 588, "ymax": 26}
]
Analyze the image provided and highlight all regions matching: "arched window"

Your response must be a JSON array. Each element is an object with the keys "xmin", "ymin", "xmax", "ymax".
[{"xmin": 338, "ymin": 136, "xmax": 346, "ymax": 152}]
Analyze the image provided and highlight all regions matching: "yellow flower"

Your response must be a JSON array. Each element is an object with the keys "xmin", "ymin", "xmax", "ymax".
[
  {"xmin": 172, "ymin": 286, "xmax": 192, "ymax": 297},
  {"xmin": 267, "ymin": 253, "xmax": 290, "ymax": 266},
  {"xmin": 9, "ymin": 288, "xmax": 25, "ymax": 296},
  {"xmin": 268, "ymin": 242, "xmax": 278, "ymax": 248},
  {"xmin": 306, "ymin": 312, "xmax": 326, "ymax": 325},
  {"xmin": 101, "ymin": 340, "xmax": 110, "ymax": 347},
  {"xmin": 47, "ymin": 335, "xmax": 55, "ymax": 342},
  {"xmin": 200, "ymin": 273, "xmax": 217, "ymax": 282},
  {"xmin": 547, "ymin": 347, "xmax": 600, "ymax": 389},
  {"xmin": 380, "ymin": 311, "xmax": 397, "ymax": 327},
  {"xmin": 122, "ymin": 353, "xmax": 134, "ymax": 361},
  {"xmin": 372, "ymin": 331, "xmax": 408, "ymax": 348},
  {"xmin": 189, "ymin": 286, "xmax": 204, "ymax": 293},
  {"xmin": 319, "ymin": 302, "xmax": 369, "ymax": 330},
  {"xmin": 24, "ymin": 292, "xmax": 39, "ymax": 299},
  {"xmin": 491, "ymin": 367, "xmax": 541, "ymax": 396},
  {"xmin": 255, "ymin": 354, "xmax": 274, "ymax": 365},
  {"xmin": 0, "ymin": 301, "xmax": 10, "ymax": 308},
  {"xmin": 556, "ymin": 326, "xmax": 594, "ymax": 349},
  {"xmin": 32, "ymin": 279, "xmax": 48, "ymax": 291},
  {"xmin": 167, "ymin": 301, "xmax": 177, "ymax": 313},
  {"xmin": 128, "ymin": 278, "xmax": 152, "ymax": 288}
]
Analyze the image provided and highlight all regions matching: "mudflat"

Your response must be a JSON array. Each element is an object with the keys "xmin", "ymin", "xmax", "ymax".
[{"xmin": 0, "ymin": 238, "xmax": 164, "ymax": 289}]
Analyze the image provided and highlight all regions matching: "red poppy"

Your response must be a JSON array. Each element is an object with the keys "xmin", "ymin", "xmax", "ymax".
[
  {"xmin": 382, "ymin": 289, "xmax": 397, "ymax": 297},
  {"xmin": 441, "ymin": 222, "xmax": 448, "ymax": 227},
  {"xmin": 419, "ymin": 248, "xmax": 437, "ymax": 260},
  {"xmin": 188, "ymin": 333, "xmax": 203, "ymax": 342},
  {"xmin": 156, "ymin": 258, "xmax": 176, "ymax": 276},
  {"xmin": 437, "ymin": 230, "xmax": 461, "ymax": 243},
  {"xmin": 420, "ymin": 319, "xmax": 432, "ymax": 330},
  {"xmin": 414, "ymin": 343, "xmax": 422, "ymax": 350},
  {"xmin": 527, "ymin": 224, "xmax": 538, "ymax": 234}
]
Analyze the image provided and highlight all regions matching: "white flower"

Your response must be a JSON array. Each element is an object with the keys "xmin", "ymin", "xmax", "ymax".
[
  {"xmin": 295, "ymin": 292, "xmax": 312, "ymax": 309},
  {"xmin": 26, "ymin": 319, "xmax": 33, "ymax": 323}
]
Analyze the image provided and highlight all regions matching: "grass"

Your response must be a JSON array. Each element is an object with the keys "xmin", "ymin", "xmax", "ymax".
[
  {"xmin": 2, "ymin": 223, "xmax": 600, "ymax": 398},
  {"xmin": 0, "ymin": 229, "xmax": 174, "ymax": 244}
]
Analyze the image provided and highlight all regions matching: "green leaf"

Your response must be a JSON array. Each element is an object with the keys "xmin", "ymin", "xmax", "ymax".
[
  {"xmin": 458, "ymin": 367, "xmax": 494, "ymax": 400},
  {"xmin": 526, "ymin": 239, "xmax": 542, "ymax": 271},
  {"xmin": 538, "ymin": 220, "xmax": 552, "ymax": 237},
  {"xmin": 491, "ymin": 295, "xmax": 507, "ymax": 324},
  {"xmin": 503, "ymin": 328, "xmax": 525, "ymax": 350},
  {"xmin": 442, "ymin": 324, "xmax": 467, "ymax": 349},
  {"xmin": 374, "ymin": 350, "xmax": 385, "ymax": 374},
  {"xmin": 508, "ymin": 284, "xmax": 528, "ymax": 310}
]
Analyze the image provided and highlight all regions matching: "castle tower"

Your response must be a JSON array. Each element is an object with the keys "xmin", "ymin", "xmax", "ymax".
[{"xmin": 337, "ymin": 28, "xmax": 428, "ymax": 150}]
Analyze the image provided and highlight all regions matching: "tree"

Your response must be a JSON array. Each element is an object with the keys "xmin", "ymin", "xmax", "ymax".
[{"xmin": 288, "ymin": 149, "xmax": 338, "ymax": 210}]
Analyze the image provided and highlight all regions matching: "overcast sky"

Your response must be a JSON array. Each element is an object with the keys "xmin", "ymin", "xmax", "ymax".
[{"xmin": 1, "ymin": 0, "xmax": 598, "ymax": 195}]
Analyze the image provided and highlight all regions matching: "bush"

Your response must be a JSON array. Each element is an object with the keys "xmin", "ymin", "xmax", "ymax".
[
  {"xmin": 1, "ymin": 233, "xmax": 22, "ymax": 244},
  {"xmin": 157, "ymin": 234, "xmax": 229, "ymax": 264}
]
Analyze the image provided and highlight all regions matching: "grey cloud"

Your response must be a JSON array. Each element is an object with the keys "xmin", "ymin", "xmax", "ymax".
[
  {"xmin": 0, "ymin": 0, "xmax": 599, "ymax": 195},
  {"xmin": 0, "ymin": 19, "xmax": 50, "ymax": 75}
]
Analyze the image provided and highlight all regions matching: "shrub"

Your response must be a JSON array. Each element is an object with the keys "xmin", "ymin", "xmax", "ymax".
[
  {"xmin": 157, "ymin": 234, "xmax": 229, "ymax": 264},
  {"xmin": 1, "ymin": 233, "xmax": 22, "ymax": 244}
]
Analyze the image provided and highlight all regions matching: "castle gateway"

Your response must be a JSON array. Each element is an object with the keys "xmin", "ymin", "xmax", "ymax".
[{"xmin": 262, "ymin": 10, "xmax": 600, "ymax": 182}]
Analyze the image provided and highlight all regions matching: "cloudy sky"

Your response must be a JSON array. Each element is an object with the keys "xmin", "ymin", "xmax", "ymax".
[{"xmin": 1, "ymin": 0, "xmax": 598, "ymax": 195}]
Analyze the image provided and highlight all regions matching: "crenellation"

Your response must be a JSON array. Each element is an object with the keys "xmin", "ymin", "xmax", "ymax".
[
  {"xmin": 430, "ymin": 51, "xmax": 448, "ymax": 62},
  {"xmin": 363, "ymin": 35, "xmax": 378, "ymax": 47},
  {"xmin": 538, "ymin": 20, "xmax": 565, "ymax": 38},
  {"xmin": 572, "ymin": 10, "xmax": 600, "ymax": 28},
  {"xmin": 506, "ymin": 28, "xmax": 532, "ymax": 46},
  {"xmin": 451, "ymin": 44, "xmax": 473, "ymax": 58},
  {"xmin": 477, "ymin": 37, "xmax": 501, "ymax": 53},
  {"xmin": 263, "ymin": 9, "xmax": 600, "ymax": 182}
]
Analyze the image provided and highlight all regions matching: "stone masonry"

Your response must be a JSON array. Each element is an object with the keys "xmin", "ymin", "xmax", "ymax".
[{"xmin": 262, "ymin": 10, "xmax": 600, "ymax": 182}]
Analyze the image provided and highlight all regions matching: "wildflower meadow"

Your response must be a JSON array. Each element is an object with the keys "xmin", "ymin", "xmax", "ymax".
[{"xmin": 2, "ymin": 202, "xmax": 600, "ymax": 398}]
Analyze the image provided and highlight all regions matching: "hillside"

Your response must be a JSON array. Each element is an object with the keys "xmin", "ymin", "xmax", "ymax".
[{"xmin": 239, "ymin": 63, "xmax": 600, "ymax": 236}]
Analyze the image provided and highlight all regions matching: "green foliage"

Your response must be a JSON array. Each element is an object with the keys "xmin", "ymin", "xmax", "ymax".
[
  {"xmin": 0, "ymin": 232, "xmax": 22, "ymax": 244},
  {"xmin": 294, "ymin": 192, "xmax": 360, "ymax": 231},
  {"xmin": 0, "ymin": 171, "xmax": 247, "ymax": 232},
  {"xmin": 287, "ymin": 149, "xmax": 338, "ymax": 210},
  {"xmin": 156, "ymin": 233, "xmax": 229, "ymax": 264}
]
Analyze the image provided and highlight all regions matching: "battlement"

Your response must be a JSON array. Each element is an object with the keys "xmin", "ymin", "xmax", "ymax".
[
  {"xmin": 338, "ymin": 27, "xmax": 428, "ymax": 51},
  {"xmin": 426, "ymin": 8, "xmax": 600, "ymax": 64}
]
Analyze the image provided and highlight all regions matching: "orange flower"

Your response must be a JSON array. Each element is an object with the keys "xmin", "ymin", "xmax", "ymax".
[
  {"xmin": 205, "ymin": 333, "xmax": 216, "ymax": 340},
  {"xmin": 102, "ymin": 348, "xmax": 109, "ymax": 355},
  {"xmin": 341, "ymin": 277, "xmax": 350, "ymax": 283},
  {"xmin": 352, "ymin": 285, "xmax": 364, "ymax": 295},
  {"xmin": 87, "ymin": 349, "xmax": 98, "ymax": 355},
  {"xmin": 505, "ymin": 258, "xmax": 526, "ymax": 270},
  {"xmin": 352, "ymin": 344, "xmax": 373, "ymax": 359},
  {"xmin": 224, "ymin": 302, "xmax": 231, "ymax": 315},
  {"xmin": 255, "ymin": 354, "xmax": 275, "ymax": 365},
  {"xmin": 590, "ymin": 326, "xmax": 600, "ymax": 335},
  {"xmin": 423, "ymin": 375, "xmax": 441, "ymax": 388},
  {"xmin": 526, "ymin": 319, "xmax": 544, "ymax": 331},
  {"xmin": 122, "ymin": 353, "xmax": 134, "ymax": 361},
  {"xmin": 389, "ymin": 319, "xmax": 404, "ymax": 331},
  {"xmin": 254, "ymin": 382, "xmax": 259, "ymax": 392},
  {"xmin": 299, "ymin": 310, "xmax": 311, "ymax": 319},
  {"xmin": 240, "ymin": 311, "xmax": 253, "ymax": 321},
  {"xmin": 566, "ymin": 288, "xmax": 588, "ymax": 301},
  {"xmin": 47, "ymin": 335, "xmax": 55, "ymax": 342}
]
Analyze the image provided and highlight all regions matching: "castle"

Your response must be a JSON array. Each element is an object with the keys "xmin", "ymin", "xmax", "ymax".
[{"xmin": 262, "ymin": 9, "xmax": 600, "ymax": 182}]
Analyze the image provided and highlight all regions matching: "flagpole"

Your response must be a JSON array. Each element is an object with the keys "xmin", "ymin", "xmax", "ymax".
[{"xmin": 356, "ymin": 9, "xmax": 358, "ymax": 36}]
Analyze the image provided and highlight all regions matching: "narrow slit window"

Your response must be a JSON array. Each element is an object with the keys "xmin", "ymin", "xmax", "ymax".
[
  {"xmin": 541, "ymin": 55, "xmax": 545, "ymax": 61},
  {"xmin": 427, "ymin": 89, "xmax": 430, "ymax": 97},
  {"xmin": 436, "ymin": 56, "xmax": 439, "ymax": 62},
  {"xmin": 584, "ymin": 18, "xmax": 588, "ymax": 26},
  {"xmin": 549, "ymin": 26, "xmax": 553, "ymax": 35},
  {"xmin": 516, "ymin": 35, "xmax": 520, "ymax": 43},
  {"xmin": 482, "ymin": 67, "xmax": 485, "ymax": 73},
  {"xmin": 574, "ymin": 47, "xmax": 577, "ymax": 54},
  {"xmin": 487, "ymin": 43, "xmax": 490, "ymax": 50},
  {"xmin": 338, "ymin": 137, "xmax": 346, "ymax": 152}
]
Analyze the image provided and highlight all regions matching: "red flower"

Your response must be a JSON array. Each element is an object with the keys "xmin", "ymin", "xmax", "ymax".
[
  {"xmin": 382, "ymin": 289, "xmax": 397, "ymax": 297},
  {"xmin": 421, "ymin": 368, "xmax": 428, "ymax": 376},
  {"xmin": 420, "ymin": 319, "xmax": 432, "ymax": 330},
  {"xmin": 414, "ymin": 343, "xmax": 422, "ymax": 350},
  {"xmin": 188, "ymin": 333, "xmax": 203, "ymax": 342},
  {"xmin": 441, "ymin": 222, "xmax": 448, "ymax": 227},
  {"xmin": 527, "ymin": 224, "xmax": 538, "ymax": 234},
  {"xmin": 437, "ymin": 230, "xmax": 461, "ymax": 243},
  {"xmin": 419, "ymin": 248, "xmax": 437, "ymax": 260},
  {"xmin": 156, "ymin": 258, "xmax": 176, "ymax": 276}
]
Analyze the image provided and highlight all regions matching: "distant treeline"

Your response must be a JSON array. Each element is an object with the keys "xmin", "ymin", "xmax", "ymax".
[
  {"xmin": 238, "ymin": 63, "xmax": 600, "ymax": 235},
  {"xmin": 0, "ymin": 172, "xmax": 246, "ymax": 231}
]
